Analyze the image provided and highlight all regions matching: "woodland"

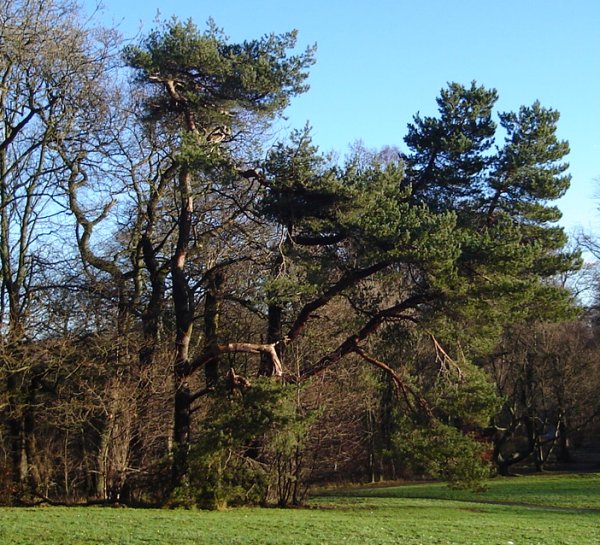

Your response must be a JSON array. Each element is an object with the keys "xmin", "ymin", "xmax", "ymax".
[{"xmin": 1, "ymin": 0, "xmax": 599, "ymax": 509}]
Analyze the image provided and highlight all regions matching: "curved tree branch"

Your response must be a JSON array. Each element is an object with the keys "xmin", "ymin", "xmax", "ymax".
[
  {"xmin": 191, "ymin": 341, "xmax": 283, "ymax": 376},
  {"xmin": 300, "ymin": 292, "xmax": 433, "ymax": 379},
  {"xmin": 286, "ymin": 261, "xmax": 392, "ymax": 342},
  {"xmin": 353, "ymin": 346, "xmax": 433, "ymax": 418}
]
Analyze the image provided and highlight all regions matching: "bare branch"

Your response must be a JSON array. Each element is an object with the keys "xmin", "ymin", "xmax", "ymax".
[{"xmin": 191, "ymin": 341, "xmax": 283, "ymax": 376}]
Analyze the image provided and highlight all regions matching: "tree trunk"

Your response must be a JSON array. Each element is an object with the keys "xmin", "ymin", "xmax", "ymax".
[
  {"xmin": 204, "ymin": 269, "xmax": 225, "ymax": 388},
  {"xmin": 23, "ymin": 387, "xmax": 41, "ymax": 495},
  {"xmin": 6, "ymin": 370, "xmax": 42, "ymax": 500},
  {"xmin": 170, "ymin": 165, "xmax": 194, "ymax": 488},
  {"xmin": 93, "ymin": 416, "xmax": 111, "ymax": 501},
  {"xmin": 139, "ymin": 234, "xmax": 165, "ymax": 369},
  {"xmin": 7, "ymin": 415, "xmax": 27, "ymax": 489},
  {"xmin": 555, "ymin": 414, "xmax": 572, "ymax": 463},
  {"xmin": 260, "ymin": 303, "xmax": 283, "ymax": 376}
]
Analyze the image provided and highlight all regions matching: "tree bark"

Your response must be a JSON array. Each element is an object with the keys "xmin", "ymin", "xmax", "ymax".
[
  {"xmin": 204, "ymin": 269, "xmax": 225, "ymax": 388},
  {"xmin": 171, "ymin": 164, "xmax": 194, "ymax": 487},
  {"xmin": 260, "ymin": 303, "xmax": 284, "ymax": 376}
]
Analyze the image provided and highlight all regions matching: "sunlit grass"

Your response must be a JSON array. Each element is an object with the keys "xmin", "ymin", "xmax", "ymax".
[
  {"xmin": 0, "ymin": 473, "xmax": 598, "ymax": 545},
  {"xmin": 317, "ymin": 472, "xmax": 600, "ymax": 510}
]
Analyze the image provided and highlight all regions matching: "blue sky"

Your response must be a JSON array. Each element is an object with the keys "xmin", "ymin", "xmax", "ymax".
[{"xmin": 88, "ymin": 0, "xmax": 600, "ymax": 237}]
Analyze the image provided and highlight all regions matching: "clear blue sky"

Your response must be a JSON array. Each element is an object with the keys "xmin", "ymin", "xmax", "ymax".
[{"xmin": 87, "ymin": 0, "xmax": 600, "ymax": 237}]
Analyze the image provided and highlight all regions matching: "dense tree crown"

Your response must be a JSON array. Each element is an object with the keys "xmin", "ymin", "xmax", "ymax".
[
  {"xmin": 1, "ymin": 1, "xmax": 595, "ymax": 509},
  {"xmin": 123, "ymin": 18, "xmax": 315, "ymax": 145}
]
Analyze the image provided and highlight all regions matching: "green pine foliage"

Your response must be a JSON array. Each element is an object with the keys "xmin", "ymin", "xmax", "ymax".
[
  {"xmin": 0, "ymin": 3, "xmax": 589, "ymax": 506},
  {"xmin": 254, "ymin": 81, "xmax": 579, "ymax": 489},
  {"xmin": 172, "ymin": 380, "xmax": 314, "ymax": 509},
  {"xmin": 392, "ymin": 418, "xmax": 492, "ymax": 489},
  {"xmin": 123, "ymin": 18, "xmax": 315, "ymax": 127}
]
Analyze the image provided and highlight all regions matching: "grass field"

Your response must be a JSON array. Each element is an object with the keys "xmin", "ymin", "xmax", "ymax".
[
  {"xmin": 0, "ymin": 473, "xmax": 598, "ymax": 545},
  {"xmin": 317, "ymin": 472, "xmax": 600, "ymax": 509}
]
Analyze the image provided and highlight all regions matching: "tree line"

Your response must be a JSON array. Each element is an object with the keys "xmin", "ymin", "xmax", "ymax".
[{"xmin": 1, "ymin": 0, "xmax": 598, "ymax": 508}]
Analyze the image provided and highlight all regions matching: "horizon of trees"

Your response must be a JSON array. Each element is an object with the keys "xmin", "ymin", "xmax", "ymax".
[{"xmin": 1, "ymin": 0, "xmax": 598, "ymax": 508}]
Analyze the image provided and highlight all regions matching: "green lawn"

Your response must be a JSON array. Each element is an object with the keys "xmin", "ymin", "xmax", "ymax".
[
  {"xmin": 317, "ymin": 472, "xmax": 600, "ymax": 509},
  {"xmin": 0, "ymin": 473, "xmax": 598, "ymax": 545}
]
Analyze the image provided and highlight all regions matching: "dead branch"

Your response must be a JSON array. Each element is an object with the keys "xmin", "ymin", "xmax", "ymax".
[
  {"xmin": 226, "ymin": 368, "xmax": 251, "ymax": 394},
  {"xmin": 190, "ymin": 341, "xmax": 283, "ymax": 376},
  {"xmin": 429, "ymin": 333, "xmax": 463, "ymax": 380}
]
